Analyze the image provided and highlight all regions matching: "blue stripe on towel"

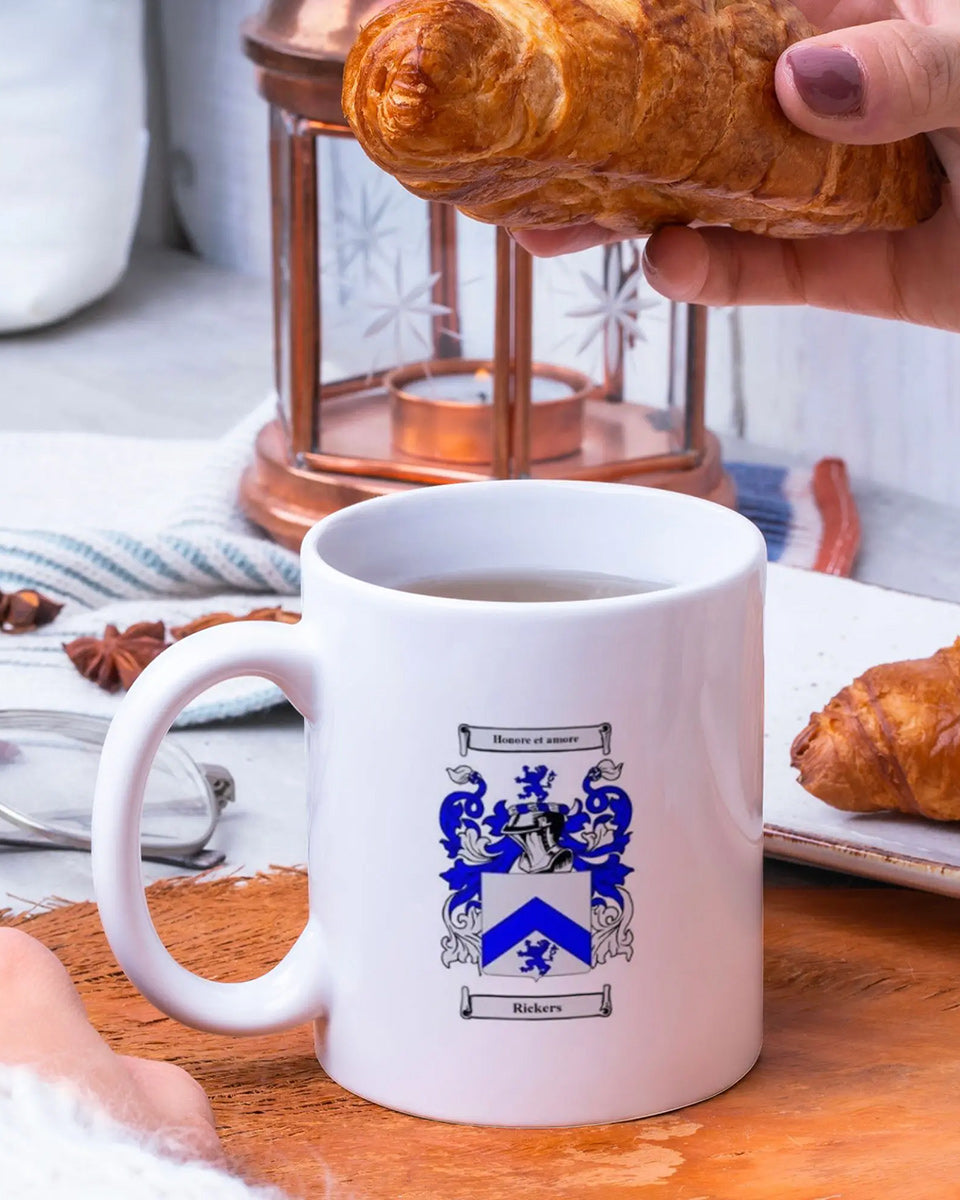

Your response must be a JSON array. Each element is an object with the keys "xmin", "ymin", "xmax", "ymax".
[
  {"xmin": 0, "ymin": 568, "xmax": 91, "ymax": 607},
  {"xmin": 162, "ymin": 536, "xmax": 238, "ymax": 585},
  {"xmin": 266, "ymin": 552, "xmax": 301, "ymax": 590},
  {"xmin": 216, "ymin": 542, "xmax": 275, "ymax": 590},
  {"xmin": 728, "ymin": 462, "xmax": 791, "ymax": 562},
  {"xmin": 0, "ymin": 543, "xmax": 127, "ymax": 600},
  {"xmin": 7, "ymin": 532, "xmax": 160, "ymax": 595},
  {"xmin": 104, "ymin": 533, "xmax": 191, "ymax": 586}
]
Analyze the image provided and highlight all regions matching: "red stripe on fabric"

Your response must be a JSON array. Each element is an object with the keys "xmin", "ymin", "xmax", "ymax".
[{"xmin": 811, "ymin": 458, "xmax": 860, "ymax": 577}]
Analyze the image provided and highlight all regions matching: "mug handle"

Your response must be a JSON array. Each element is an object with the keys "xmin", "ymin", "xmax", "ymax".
[{"xmin": 91, "ymin": 620, "xmax": 330, "ymax": 1034}]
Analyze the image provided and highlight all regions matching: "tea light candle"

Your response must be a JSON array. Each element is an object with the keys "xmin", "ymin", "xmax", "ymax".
[
  {"xmin": 387, "ymin": 357, "xmax": 591, "ymax": 466},
  {"xmin": 402, "ymin": 369, "xmax": 575, "ymax": 404}
]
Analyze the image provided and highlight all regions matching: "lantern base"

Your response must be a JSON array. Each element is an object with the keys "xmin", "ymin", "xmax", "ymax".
[{"xmin": 241, "ymin": 418, "xmax": 736, "ymax": 551}]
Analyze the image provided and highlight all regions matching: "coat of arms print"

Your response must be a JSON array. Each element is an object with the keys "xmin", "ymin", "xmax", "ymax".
[{"xmin": 440, "ymin": 722, "xmax": 634, "ymax": 1020}]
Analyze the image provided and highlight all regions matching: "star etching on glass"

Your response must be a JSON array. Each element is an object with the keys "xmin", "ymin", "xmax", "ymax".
[
  {"xmin": 333, "ymin": 187, "xmax": 399, "ymax": 282},
  {"xmin": 565, "ymin": 243, "xmax": 660, "ymax": 374},
  {"xmin": 364, "ymin": 256, "xmax": 454, "ymax": 364}
]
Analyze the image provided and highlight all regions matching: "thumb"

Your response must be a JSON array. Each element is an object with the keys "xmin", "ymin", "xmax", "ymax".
[{"xmin": 776, "ymin": 19, "xmax": 960, "ymax": 144}]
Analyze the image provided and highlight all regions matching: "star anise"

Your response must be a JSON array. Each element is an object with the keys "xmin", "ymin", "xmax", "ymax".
[
  {"xmin": 171, "ymin": 606, "xmax": 301, "ymax": 640},
  {"xmin": 63, "ymin": 621, "xmax": 169, "ymax": 692},
  {"xmin": 0, "ymin": 588, "xmax": 64, "ymax": 633}
]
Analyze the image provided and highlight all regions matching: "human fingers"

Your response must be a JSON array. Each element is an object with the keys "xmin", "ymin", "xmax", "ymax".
[
  {"xmin": 509, "ymin": 224, "xmax": 622, "ymax": 257},
  {"xmin": 787, "ymin": 0, "xmax": 896, "ymax": 36},
  {"xmin": 641, "ymin": 210, "xmax": 959, "ymax": 329},
  {"xmin": 0, "ymin": 928, "xmax": 114, "ymax": 1065},
  {"xmin": 120, "ymin": 1056, "xmax": 224, "ymax": 1164},
  {"xmin": 777, "ymin": 17, "xmax": 960, "ymax": 143},
  {"xmin": 0, "ymin": 929, "xmax": 163, "ymax": 1127},
  {"xmin": 0, "ymin": 930, "xmax": 222, "ymax": 1160}
]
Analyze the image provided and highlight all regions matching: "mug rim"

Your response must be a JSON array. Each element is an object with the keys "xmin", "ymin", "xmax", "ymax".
[{"xmin": 300, "ymin": 479, "xmax": 766, "ymax": 612}]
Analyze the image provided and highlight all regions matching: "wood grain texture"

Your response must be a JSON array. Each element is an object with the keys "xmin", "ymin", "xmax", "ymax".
[{"xmin": 6, "ymin": 870, "xmax": 960, "ymax": 1198}]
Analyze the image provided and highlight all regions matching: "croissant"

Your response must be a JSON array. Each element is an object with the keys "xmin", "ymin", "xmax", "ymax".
[
  {"xmin": 791, "ymin": 639, "xmax": 960, "ymax": 821},
  {"xmin": 341, "ymin": 0, "xmax": 943, "ymax": 238}
]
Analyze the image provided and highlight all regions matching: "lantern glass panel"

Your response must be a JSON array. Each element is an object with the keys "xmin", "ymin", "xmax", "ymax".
[
  {"xmin": 528, "ymin": 242, "xmax": 688, "ymax": 477},
  {"xmin": 452, "ymin": 215, "xmax": 497, "ymax": 361},
  {"xmin": 272, "ymin": 107, "xmax": 294, "ymax": 434},
  {"xmin": 308, "ymin": 139, "xmax": 502, "ymax": 468},
  {"xmin": 318, "ymin": 138, "xmax": 437, "ymax": 382}
]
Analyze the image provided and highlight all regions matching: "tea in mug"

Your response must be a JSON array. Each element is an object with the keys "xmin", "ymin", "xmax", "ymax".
[{"xmin": 398, "ymin": 567, "xmax": 665, "ymax": 602}]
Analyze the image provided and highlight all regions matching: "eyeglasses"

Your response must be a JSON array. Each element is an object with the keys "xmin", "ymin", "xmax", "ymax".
[{"xmin": 0, "ymin": 710, "xmax": 233, "ymax": 869}]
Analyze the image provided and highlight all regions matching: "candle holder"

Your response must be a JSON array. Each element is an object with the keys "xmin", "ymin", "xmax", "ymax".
[
  {"xmin": 388, "ymin": 359, "xmax": 590, "ymax": 465},
  {"xmin": 239, "ymin": 1, "xmax": 734, "ymax": 550}
]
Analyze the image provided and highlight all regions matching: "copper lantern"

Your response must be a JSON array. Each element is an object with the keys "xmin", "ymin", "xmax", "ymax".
[{"xmin": 240, "ymin": 1, "xmax": 734, "ymax": 551}]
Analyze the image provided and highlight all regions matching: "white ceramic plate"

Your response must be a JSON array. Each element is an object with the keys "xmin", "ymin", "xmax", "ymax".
[{"xmin": 763, "ymin": 563, "xmax": 960, "ymax": 896}]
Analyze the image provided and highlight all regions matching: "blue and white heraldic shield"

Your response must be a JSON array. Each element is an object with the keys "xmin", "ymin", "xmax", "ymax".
[
  {"xmin": 481, "ymin": 872, "xmax": 593, "ymax": 979},
  {"xmin": 440, "ymin": 723, "xmax": 634, "ymax": 1019}
]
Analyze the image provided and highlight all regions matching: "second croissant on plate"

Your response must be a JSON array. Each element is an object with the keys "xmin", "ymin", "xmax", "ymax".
[
  {"xmin": 791, "ymin": 639, "xmax": 960, "ymax": 822},
  {"xmin": 342, "ymin": 0, "xmax": 943, "ymax": 238}
]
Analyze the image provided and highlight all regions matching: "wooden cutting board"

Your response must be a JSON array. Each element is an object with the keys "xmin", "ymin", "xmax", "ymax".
[{"xmin": 5, "ymin": 869, "xmax": 960, "ymax": 1199}]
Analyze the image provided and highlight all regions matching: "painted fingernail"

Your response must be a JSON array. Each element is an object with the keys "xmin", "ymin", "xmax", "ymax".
[{"xmin": 787, "ymin": 46, "xmax": 863, "ymax": 117}]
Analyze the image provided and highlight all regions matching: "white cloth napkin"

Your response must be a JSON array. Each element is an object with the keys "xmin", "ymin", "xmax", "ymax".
[{"xmin": 0, "ymin": 402, "xmax": 301, "ymax": 724}]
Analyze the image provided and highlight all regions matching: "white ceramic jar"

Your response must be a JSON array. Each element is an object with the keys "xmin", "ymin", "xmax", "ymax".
[{"xmin": 0, "ymin": 1, "xmax": 146, "ymax": 331}]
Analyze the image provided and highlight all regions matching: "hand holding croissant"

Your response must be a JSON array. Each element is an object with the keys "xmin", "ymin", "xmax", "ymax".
[
  {"xmin": 518, "ymin": 1, "xmax": 960, "ymax": 333},
  {"xmin": 344, "ymin": 0, "xmax": 941, "ymax": 238},
  {"xmin": 344, "ymin": 0, "xmax": 960, "ymax": 331}
]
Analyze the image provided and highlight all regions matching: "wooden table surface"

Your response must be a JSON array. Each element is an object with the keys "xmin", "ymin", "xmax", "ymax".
[{"xmin": 6, "ymin": 869, "xmax": 960, "ymax": 1200}]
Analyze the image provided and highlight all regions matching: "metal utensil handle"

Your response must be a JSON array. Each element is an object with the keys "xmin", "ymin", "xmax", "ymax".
[{"xmin": 91, "ymin": 620, "xmax": 330, "ymax": 1035}]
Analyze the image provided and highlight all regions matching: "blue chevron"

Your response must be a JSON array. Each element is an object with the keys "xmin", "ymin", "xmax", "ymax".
[{"xmin": 482, "ymin": 897, "xmax": 591, "ymax": 968}]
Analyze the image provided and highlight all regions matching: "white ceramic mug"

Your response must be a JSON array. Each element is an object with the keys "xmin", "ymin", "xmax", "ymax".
[{"xmin": 92, "ymin": 479, "xmax": 766, "ymax": 1127}]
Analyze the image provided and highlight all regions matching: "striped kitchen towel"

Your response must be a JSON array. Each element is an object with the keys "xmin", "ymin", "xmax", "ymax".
[
  {"xmin": 0, "ymin": 403, "xmax": 299, "ymax": 608},
  {"xmin": 727, "ymin": 457, "xmax": 860, "ymax": 576},
  {"xmin": 0, "ymin": 402, "xmax": 859, "ymax": 724},
  {"xmin": 0, "ymin": 401, "xmax": 300, "ymax": 723}
]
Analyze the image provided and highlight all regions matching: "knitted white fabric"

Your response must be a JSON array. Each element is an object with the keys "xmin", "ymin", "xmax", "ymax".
[{"xmin": 0, "ymin": 1065, "xmax": 283, "ymax": 1199}]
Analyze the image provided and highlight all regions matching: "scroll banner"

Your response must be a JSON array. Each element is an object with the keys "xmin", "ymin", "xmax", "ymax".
[
  {"xmin": 460, "ymin": 985, "xmax": 612, "ymax": 1021},
  {"xmin": 459, "ymin": 723, "xmax": 611, "ymax": 757}
]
